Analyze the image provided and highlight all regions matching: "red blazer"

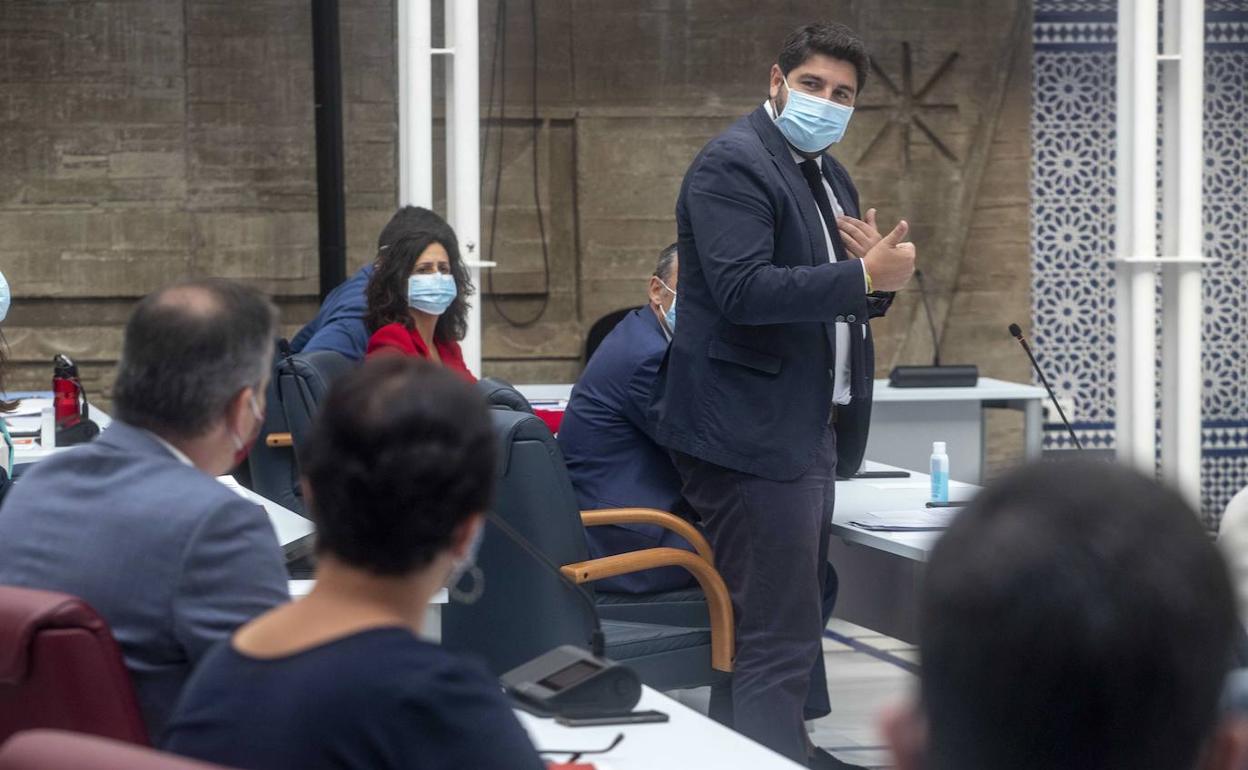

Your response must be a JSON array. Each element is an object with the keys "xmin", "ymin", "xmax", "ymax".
[{"xmin": 365, "ymin": 323, "xmax": 476, "ymax": 381}]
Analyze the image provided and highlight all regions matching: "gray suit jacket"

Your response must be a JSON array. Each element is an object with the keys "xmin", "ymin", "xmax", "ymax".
[{"xmin": 0, "ymin": 420, "xmax": 288, "ymax": 741}]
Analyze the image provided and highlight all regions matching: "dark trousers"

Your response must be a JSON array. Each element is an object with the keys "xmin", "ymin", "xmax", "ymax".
[
  {"xmin": 707, "ymin": 562, "xmax": 839, "ymax": 724},
  {"xmin": 672, "ymin": 426, "xmax": 837, "ymax": 763}
]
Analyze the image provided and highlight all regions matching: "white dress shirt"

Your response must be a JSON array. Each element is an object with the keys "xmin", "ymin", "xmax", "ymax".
[{"xmin": 764, "ymin": 99, "xmax": 862, "ymax": 406}]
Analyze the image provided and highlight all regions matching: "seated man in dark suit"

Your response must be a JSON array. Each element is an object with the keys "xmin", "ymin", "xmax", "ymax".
[
  {"xmin": 0, "ymin": 279, "xmax": 289, "ymax": 741},
  {"xmin": 882, "ymin": 460, "xmax": 1247, "ymax": 770},
  {"xmin": 558, "ymin": 244, "xmax": 698, "ymax": 593}
]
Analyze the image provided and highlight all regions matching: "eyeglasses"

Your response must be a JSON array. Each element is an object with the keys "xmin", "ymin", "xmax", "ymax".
[{"xmin": 538, "ymin": 732, "xmax": 625, "ymax": 763}]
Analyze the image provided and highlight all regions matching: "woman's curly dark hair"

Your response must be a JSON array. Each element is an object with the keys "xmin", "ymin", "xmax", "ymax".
[{"xmin": 365, "ymin": 207, "xmax": 473, "ymax": 343}]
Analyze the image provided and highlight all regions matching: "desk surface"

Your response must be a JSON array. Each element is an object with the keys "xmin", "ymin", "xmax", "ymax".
[
  {"xmin": 8, "ymin": 392, "xmax": 115, "ymax": 465},
  {"xmin": 517, "ymin": 686, "xmax": 804, "ymax": 770},
  {"xmin": 217, "ymin": 475, "xmax": 315, "ymax": 552},
  {"xmin": 831, "ymin": 460, "xmax": 979, "ymax": 562},
  {"xmin": 517, "ymin": 377, "xmax": 1044, "ymax": 406}
]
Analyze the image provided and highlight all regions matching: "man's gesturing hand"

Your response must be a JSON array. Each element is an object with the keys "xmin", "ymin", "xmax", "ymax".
[
  {"xmin": 837, "ymin": 208, "xmax": 881, "ymax": 259},
  {"xmin": 862, "ymin": 220, "xmax": 916, "ymax": 292}
]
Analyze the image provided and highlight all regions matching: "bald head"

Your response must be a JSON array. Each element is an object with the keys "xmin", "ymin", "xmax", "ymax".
[{"xmin": 113, "ymin": 278, "xmax": 277, "ymax": 440}]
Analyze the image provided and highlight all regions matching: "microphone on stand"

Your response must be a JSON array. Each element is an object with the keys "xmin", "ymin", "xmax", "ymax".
[
  {"xmin": 1008, "ymin": 322, "xmax": 1083, "ymax": 451},
  {"xmin": 888, "ymin": 270, "xmax": 979, "ymax": 388}
]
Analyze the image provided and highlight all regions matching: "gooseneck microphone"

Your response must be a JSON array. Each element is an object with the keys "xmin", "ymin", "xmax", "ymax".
[
  {"xmin": 915, "ymin": 270, "xmax": 943, "ymax": 366},
  {"xmin": 486, "ymin": 512, "xmax": 606, "ymax": 658},
  {"xmin": 1008, "ymin": 323, "xmax": 1083, "ymax": 451}
]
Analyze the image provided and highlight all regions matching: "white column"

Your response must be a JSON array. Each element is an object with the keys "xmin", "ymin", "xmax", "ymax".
[
  {"xmin": 1129, "ymin": 0, "xmax": 1159, "ymax": 474},
  {"xmin": 1173, "ymin": 0, "xmax": 1206, "ymax": 506},
  {"xmin": 398, "ymin": 0, "xmax": 433, "ymax": 207},
  {"xmin": 1160, "ymin": 0, "xmax": 1181, "ymax": 479},
  {"xmin": 445, "ymin": 0, "xmax": 484, "ymax": 376},
  {"xmin": 1114, "ymin": 0, "xmax": 1136, "ymax": 463}
]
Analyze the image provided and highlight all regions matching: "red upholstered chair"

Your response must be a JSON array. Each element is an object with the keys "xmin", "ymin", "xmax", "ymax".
[
  {"xmin": 0, "ymin": 730, "xmax": 233, "ymax": 770},
  {"xmin": 0, "ymin": 586, "xmax": 148, "ymax": 745}
]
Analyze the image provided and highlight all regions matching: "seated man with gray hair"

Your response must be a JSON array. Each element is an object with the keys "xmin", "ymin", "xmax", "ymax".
[
  {"xmin": 0, "ymin": 279, "xmax": 289, "ymax": 741},
  {"xmin": 558, "ymin": 243, "xmax": 698, "ymax": 593}
]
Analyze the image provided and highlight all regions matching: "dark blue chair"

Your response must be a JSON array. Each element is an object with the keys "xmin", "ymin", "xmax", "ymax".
[
  {"xmin": 247, "ymin": 348, "xmax": 356, "ymax": 518},
  {"xmin": 443, "ymin": 403, "xmax": 732, "ymax": 691}
]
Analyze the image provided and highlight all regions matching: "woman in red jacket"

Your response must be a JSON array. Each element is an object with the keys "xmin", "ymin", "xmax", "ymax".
[{"xmin": 364, "ymin": 209, "xmax": 476, "ymax": 381}]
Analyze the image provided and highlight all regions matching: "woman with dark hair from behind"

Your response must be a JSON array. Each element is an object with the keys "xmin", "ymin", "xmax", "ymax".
[
  {"xmin": 0, "ymin": 270, "xmax": 16, "ymax": 503},
  {"xmin": 364, "ymin": 206, "xmax": 476, "ymax": 380},
  {"xmin": 163, "ymin": 357, "xmax": 543, "ymax": 770}
]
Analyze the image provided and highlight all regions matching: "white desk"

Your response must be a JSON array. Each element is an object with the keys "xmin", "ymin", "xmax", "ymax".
[
  {"xmin": 828, "ymin": 460, "xmax": 980, "ymax": 642},
  {"xmin": 8, "ymin": 393, "xmax": 115, "ymax": 466},
  {"xmin": 832, "ymin": 460, "xmax": 978, "ymax": 562},
  {"xmin": 216, "ymin": 475, "xmax": 315, "ymax": 559},
  {"xmin": 517, "ymin": 685, "xmax": 804, "ymax": 770},
  {"xmin": 870, "ymin": 377, "xmax": 1046, "ymax": 482},
  {"xmin": 516, "ymin": 378, "xmax": 1045, "ymax": 483}
]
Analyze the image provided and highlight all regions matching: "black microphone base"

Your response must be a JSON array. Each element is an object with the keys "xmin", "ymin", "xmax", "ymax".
[{"xmin": 888, "ymin": 365, "xmax": 979, "ymax": 388}]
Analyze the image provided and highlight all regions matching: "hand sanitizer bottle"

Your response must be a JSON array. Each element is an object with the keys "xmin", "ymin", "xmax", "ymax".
[{"xmin": 930, "ymin": 441, "xmax": 949, "ymax": 503}]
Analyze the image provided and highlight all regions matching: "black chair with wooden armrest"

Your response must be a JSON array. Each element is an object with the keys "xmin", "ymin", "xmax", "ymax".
[
  {"xmin": 473, "ymin": 378, "xmax": 719, "ymax": 630},
  {"xmin": 246, "ymin": 342, "xmax": 303, "ymax": 515},
  {"xmin": 442, "ymin": 407, "xmax": 733, "ymax": 690}
]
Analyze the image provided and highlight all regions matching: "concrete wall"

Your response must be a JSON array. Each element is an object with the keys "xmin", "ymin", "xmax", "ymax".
[{"xmin": 0, "ymin": 0, "xmax": 1032, "ymax": 472}]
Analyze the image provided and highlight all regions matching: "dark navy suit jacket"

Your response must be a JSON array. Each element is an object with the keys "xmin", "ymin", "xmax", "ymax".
[
  {"xmin": 650, "ymin": 106, "xmax": 892, "ymax": 482},
  {"xmin": 558, "ymin": 308, "xmax": 697, "ymax": 593},
  {"xmin": 290, "ymin": 265, "xmax": 373, "ymax": 361}
]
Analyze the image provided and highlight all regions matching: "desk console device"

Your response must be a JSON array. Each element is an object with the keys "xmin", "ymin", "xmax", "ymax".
[{"xmin": 503, "ymin": 645, "xmax": 642, "ymax": 718}]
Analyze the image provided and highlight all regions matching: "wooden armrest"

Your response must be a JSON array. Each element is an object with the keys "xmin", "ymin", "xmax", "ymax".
[
  {"xmin": 562, "ymin": 547, "xmax": 734, "ymax": 673},
  {"xmin": 265, "ymin": 432, "xmax": 293, "ymax": 448},
  {"xmin": 580, "ymin": 508, "xmax": 714, "ymax": 564}
]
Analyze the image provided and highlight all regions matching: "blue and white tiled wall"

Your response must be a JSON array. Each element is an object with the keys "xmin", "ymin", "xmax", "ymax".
[{"xmin": 1032, "ymin": 0, "xmax": 1248, "ymax": 523}]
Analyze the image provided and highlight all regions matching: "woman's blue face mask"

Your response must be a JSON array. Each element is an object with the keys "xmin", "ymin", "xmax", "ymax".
[
  {"xmin": 773, "ymin": 75, "xmax": 854, "ymax": 154},
  {"xmin": 407, "ymin": 273, "xmax": 458, "ymax": 316},
  {"xmin": 0, "ymin": 271, "xmax": 10, "ymax": 324}
]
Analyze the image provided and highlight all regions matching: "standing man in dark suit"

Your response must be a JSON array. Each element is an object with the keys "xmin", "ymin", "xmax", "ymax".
[{"xmin": 650, "ymin": 22, "xmax": 916, "ymax": 767}]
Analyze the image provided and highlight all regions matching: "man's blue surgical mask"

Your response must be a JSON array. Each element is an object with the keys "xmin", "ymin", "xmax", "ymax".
[
  {"xmin": 407, "ymin": 273, "xmax": 458, "ymax": 315},
  {"xmin": 774, "ymin": 75, "xmax": 854, "ymax": 154},
  {"xmin": 0, "ymin": 271, "xmax": 10, "ymax": 324},
  {"xmin": 658, "ymin": 278, "xmax": 677, "ymax": 335}
]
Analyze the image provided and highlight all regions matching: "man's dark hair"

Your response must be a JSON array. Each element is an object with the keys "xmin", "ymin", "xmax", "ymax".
[
  {"xmin": 653, "ymin": 243, "xmax": 678, "ymax": 283},
  {"xmin": 778, "ymin": 22, "xmax": 869, "ymax": 94},
  {"xmin": 920, "ymin": 460, "xmax": 1236, "ymax": 770},
  {"xmin": 365, "ymin": 206, "xmax": 473, "ymax": 342},
  {"xmin": 113, "ymin": 279, "xmax": 277, "ymax": 439},
  {"xmin": 300, "ymin": 356, "xmax": 496, "ymax": 576}
]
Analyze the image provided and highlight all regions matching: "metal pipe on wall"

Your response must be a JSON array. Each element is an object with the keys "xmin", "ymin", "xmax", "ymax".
[{"xmin": 312, "ymin": 0, "xmax": 347, "ymax": 299}]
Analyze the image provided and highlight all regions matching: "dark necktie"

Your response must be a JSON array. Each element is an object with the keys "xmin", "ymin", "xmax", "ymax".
[
  {"xmin": 799, "ymin": 159, "xmax": 847, "ymax": 262},
  {"xmin": 799, "ymin": 158, "xmax": 867, "ymax": 399}
]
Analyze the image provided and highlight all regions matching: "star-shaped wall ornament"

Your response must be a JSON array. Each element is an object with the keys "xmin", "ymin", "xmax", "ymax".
[{"xmin": 856, "ymin": 42, "xmax": 961, "ymax": 170}]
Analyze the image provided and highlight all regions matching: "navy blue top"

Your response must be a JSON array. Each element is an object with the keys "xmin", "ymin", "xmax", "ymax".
[
  {"xmin": 164, "ymin": 627, "xmax": 544, "ymax": 770},
  {"xmin": 558, "ymin": 307, "xmax": 696, "ymax": 594},
  {"xmin": 291, "ymin": 265, "xmax": 374, "ymax": 361}
]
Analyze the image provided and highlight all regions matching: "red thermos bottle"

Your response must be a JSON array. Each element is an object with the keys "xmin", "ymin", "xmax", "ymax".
[{"xmin": 52, "ymin": 354, "xmax": 86, "ymax": 429}]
